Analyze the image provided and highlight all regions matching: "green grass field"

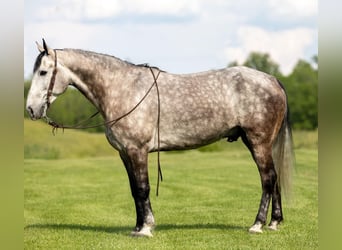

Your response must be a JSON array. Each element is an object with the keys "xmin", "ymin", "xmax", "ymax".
[{"xmin": 24, "ymin": 119, "xmax": 318, "ymax": 249}]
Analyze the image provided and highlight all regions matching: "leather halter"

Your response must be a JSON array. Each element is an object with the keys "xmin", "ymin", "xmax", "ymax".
[{"xmin": 45, "ymin": 49, "xmax": 58, "ymax": 109}]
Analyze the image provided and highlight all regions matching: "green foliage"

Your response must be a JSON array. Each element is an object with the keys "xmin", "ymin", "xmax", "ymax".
[
  {"xmin": 49, "ymin": 88, "xmax": 105, "ymax": 133},
  {"xmin": 243, "ymin": 52, "xmax": 282, "ymax": 77},
  {"xmin": 282, "ymin": 60, "xmax": 318, "ymax": 130}
]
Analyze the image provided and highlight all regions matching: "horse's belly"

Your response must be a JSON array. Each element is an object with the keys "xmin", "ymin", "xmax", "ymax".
[{"xmin": 158, "ymin": 119, "xmax": 231, "ymax": 151}]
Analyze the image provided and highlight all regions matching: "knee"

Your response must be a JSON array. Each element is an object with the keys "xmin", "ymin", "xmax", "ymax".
[{"xmin": 133, "ymin": 183, "xmax": 150, "ymax": 200}]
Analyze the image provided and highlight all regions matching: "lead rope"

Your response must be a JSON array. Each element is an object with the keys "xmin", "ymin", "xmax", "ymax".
[
  {"xmin": 45, "ymin": 65, "xmax": 163, "ymax": 196},
  {"xmin": 149, "ymin": 67, "xmax": 163, "ymax": 196}
]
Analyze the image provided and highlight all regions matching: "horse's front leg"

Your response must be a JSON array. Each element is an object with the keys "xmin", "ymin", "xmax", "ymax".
[{"xmin": 120, "ymin": 147, "xmax": 155, "ymax": 237}]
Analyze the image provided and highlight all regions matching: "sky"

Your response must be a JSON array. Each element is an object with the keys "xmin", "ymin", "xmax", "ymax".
[{"xmin": 24, "ymin": 0, "xmax": 318, "ymax": 78}]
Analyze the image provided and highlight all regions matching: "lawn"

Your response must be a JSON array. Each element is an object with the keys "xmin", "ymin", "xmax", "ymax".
[{"xmin": 24, "ymin": 120, "xmax": 318, "ymax": 249}]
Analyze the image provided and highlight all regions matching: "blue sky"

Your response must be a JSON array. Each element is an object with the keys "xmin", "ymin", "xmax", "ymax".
[{"xmin": 24, "ymin": 0, "xmax": 317, "ymax": 77}]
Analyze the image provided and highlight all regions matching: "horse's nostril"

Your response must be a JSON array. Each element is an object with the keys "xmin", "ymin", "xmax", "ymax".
[{"xmin": 27, "ymin": 106, "xmax": 35, "ymax": 119}]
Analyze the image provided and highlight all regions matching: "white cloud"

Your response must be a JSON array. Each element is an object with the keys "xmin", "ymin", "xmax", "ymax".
[
  {"xmin": 25, "ymin": 1, "xmax": 318, "ymax": 77},
  {"xmin": 224, "ymin": 26, "xmax": 316, "ymax": 75},
  {"xmin": 30, "ymin": 0, "xmax": 318, "ymax": 23},
  {"xmin": 33, "ymin": 0, "xmax": 201, "ymax": 22},
  {"xmin": 80, "ymin": 0, "xmax": 200, "ymax": 19},
  {"xmin": 83, "ymin": 0, "xmax": 123, "ymax": 19},
  {"xmin": 267, "ymin": 0, "xmax": 318, "ymax": 19},
  {"xmin": 126, "ymin": 0, "xmax": 200, "ymax": 16}
]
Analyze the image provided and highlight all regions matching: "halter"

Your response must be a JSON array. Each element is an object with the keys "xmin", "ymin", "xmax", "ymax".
[{"xmin": 45, "ymin": 49, "xmax": 58, "ymax": 109}]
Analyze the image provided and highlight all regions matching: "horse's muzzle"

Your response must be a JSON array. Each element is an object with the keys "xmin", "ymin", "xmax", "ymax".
[
  {"xmin": 26, "ymin": 105, "xmax": 44, "ymax": 120},
  {"xmin": 26, "ymin": 106, "xmax": 36, "ymax": 120}
]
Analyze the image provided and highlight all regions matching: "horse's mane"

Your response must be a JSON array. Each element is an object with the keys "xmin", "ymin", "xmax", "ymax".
[
  {"xmin": 65, "ymin": 49, "xmax": 165, "ymax": 72},
  {"xmin": 33, "ymin": 48, "xmax": 165, "ymax": 74}
]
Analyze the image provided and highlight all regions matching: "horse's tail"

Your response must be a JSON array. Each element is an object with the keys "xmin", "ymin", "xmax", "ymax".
[{"xmin": 272, "ymin": 82, "xmax": 295, "ymax": 199}]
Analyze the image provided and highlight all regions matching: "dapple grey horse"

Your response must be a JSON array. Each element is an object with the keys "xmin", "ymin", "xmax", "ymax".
[{"xmin": 26, "ymin": 40, "xmax": 294, "ymax": 237}]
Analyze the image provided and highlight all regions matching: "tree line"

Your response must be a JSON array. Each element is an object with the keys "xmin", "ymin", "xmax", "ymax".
[{"xmin": 24, "ymin": 52, "xmax": 317, "ymax": 132}]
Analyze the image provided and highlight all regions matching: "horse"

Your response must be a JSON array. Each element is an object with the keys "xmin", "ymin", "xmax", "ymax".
[{"xmin": 26, "ymin": 40, "xmax": 294, "ymax": 237}]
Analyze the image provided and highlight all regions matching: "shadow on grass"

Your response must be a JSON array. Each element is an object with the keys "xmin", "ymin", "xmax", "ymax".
[
  {"xmin": 25, "ymin": 223, "xmax": 132, "ymax": 235},
  {"xmin": 157, "ymin": 223, "xmax": 246, "ymax": 231},
  {"xmin": 25, "ymin": 223, "xmax": 246, "ymax": 234}
]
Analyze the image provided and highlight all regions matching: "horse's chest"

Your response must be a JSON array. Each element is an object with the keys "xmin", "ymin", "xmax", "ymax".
[{"xmin": 105, "ymin": 127, "xmax": 124, "ymax": 152}]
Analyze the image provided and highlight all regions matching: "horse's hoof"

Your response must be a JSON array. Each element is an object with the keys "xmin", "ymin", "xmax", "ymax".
[
  {"xmin": 248, "ymin": 223, "xmax": 263, "ymax": 233},
  {"xmin": 268, "ymin": 221, "xmax": 279, "ymax": 231},
  {"xmin": 131, "ymin": 226, "xmax": 153, "ymax": 238}
]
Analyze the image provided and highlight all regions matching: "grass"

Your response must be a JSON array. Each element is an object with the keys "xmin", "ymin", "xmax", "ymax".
[
  {"xmin": 24, "ymin": 119, "xmax": 115, "ymax": 159},
  {"xmin": 24, "ymin": 119, "xmax": 318, "ymax": 249}
]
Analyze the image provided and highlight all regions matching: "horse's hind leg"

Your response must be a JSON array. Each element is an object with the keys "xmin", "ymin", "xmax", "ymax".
[
  {"xmin": 241, "ymin": 132, "xmax": 281, "ymax": 233},
  {"xmin": 269, "ymin": 180, "xmax": 283, "ymax": 231},
  {"xmin": 119, "ymin": 147, "xmax": 155, "ymax": 237}
]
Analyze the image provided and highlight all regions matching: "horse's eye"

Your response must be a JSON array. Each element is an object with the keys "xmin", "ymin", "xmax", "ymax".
[{"xmin": 39, "ymin": 70, "xmax": 47, "ymax": 76}]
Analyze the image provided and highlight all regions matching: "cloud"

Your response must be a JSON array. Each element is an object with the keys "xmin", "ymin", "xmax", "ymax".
[
  {"xmin": 82, "ymin": 0, "xmax": 123, "ymax": 19},
  {"xmin": 127, "ymin": 0, "xmax": 200, "ymax": 16},
  {"xmin": 25, "ymin": 1, "xmax": 318, "ymax": 77},
  {"xmin": 31, "ymin": 0, "xmax": 201, "ymax": 22},
  {"xmin": 267, "ymin": 0, "xmax": 318, "ymax": 19},
  {"xmin": 81, "ymin": 0, "xmax": 200, "ymax": 20},
  {"xmin": 224, "ymin": 26, "xmax": 316, "ymax": 75},
  {"xmin": 29, "ymin": 0, "xmax": 318, "ymax": 24}
]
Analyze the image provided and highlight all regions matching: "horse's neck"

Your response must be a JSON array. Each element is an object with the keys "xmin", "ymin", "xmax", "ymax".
[{"xmin": 59, "ymin": 49, "xmax": 130, "ymax": 114}]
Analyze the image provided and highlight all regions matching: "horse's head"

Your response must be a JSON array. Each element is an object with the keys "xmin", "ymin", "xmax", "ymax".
[{"xmin": 26, "ymin": 39, "xmax": 69, "ymax": 120}]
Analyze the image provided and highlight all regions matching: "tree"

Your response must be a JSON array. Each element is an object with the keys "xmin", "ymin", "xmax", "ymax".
[
  {"xmin": 228, "ymin": 61, "xmax": 239, "ymax": 67},
  {"xmin": 312, "ymin": 55, "xmax": 318, "ymax": 65},
  {"xmin": 283, "ymin": 59, "xmax": 318, "ymax": 130},
  {"xmin": 242, "ymin": 52, "xmax": 282, "ymax": 77}
]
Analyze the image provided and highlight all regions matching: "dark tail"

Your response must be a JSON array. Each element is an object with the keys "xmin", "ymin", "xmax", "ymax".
[{"xmin": 272, "ymin": 83, "xmax": 295, "ymax": 199}]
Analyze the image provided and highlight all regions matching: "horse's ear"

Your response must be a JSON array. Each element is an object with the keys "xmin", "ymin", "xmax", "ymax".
[
  {"xmin": 42, "ymin": 38, "xmax": 50, "ymax": 55},
  {"xmin": 36, "ymin": 41, "xmax": 44, "ymax": 53},
  {"xmin": 36, "ymin": 39, "xmax": 52, "ymax": 55}
]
